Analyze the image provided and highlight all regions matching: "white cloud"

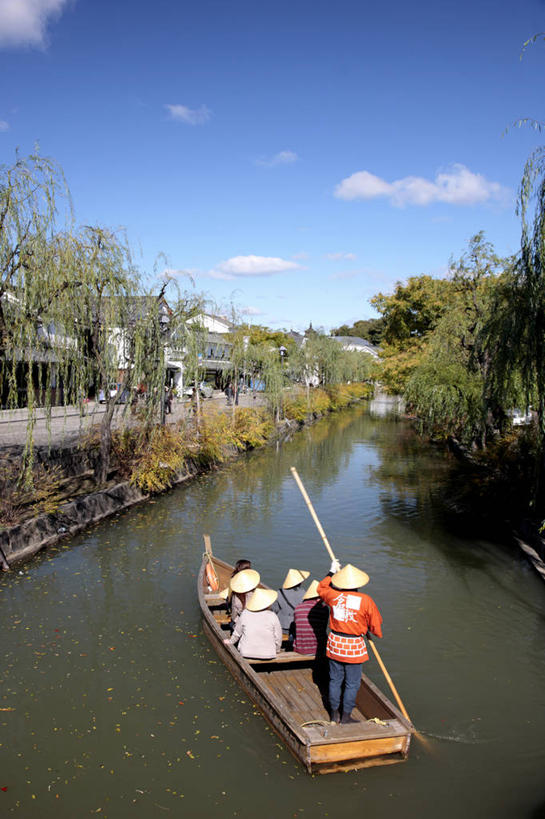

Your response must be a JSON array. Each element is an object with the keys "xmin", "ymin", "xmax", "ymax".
[
  {"xmin": 0, "ymin": 120, "xmax": 9, "ymax": 131},
  {"xmin": 334, "ymin": 164, "xmax": 509, "ymax": 207},
  {"xmin": 292, "ymin": 251, "xmax": 309, "ymax": 260},
  {"xmin": 165, "ymin": 104, "xmax": 211, "ymax": 125},
  {"xmin": 0, "ymin": 0, "xmax": 69, "ymax": 47},
  {"xmin": 255, "ymin": 150, "xmax": 298, "ymax": 167},
  {"xmin": 326, "ymin": 251, "xmax": 356, "ymax": 261},
  {"xmin": 209, "ymin": 255, "xmax": 301, "ymax": 280}
]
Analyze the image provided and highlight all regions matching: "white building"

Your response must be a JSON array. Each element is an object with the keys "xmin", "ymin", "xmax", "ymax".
[{"xmin": 330, "ymin": 336, "xmax": 380, "ymax": 359}]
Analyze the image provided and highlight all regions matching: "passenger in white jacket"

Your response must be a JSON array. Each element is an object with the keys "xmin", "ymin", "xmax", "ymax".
[{"xmin": 224, "ymin": 588, "xmax": 282, "ymax": 660}]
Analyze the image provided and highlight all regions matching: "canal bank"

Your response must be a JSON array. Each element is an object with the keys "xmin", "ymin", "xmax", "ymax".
[
  {"xmin": 0, "ymin": 384, "xmax": 371, "ymax": 569},
  {"xmin": 1, "ymin": 404, "xmax": 544, "ymax": 818}
]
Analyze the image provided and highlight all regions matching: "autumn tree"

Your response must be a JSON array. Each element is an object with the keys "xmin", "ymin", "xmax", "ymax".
[{"xmin": 404, "ymin": 235, "xmax": 512, "ymax": 447}]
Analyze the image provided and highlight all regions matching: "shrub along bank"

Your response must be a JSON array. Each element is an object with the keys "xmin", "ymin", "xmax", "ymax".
[{"xmin": 0, "ymin": 382, "xmax": 372, "ymax": 568}]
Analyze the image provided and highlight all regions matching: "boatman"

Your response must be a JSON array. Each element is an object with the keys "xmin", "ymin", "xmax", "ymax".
[{"xmin": 317, "ymin": 561, "xmax": 383, "ymax": 725}]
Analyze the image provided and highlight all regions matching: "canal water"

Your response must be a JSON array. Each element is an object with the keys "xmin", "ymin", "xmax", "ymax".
[{"xmin": 1, "ymin": 406, "xmax": 544, "ymax": 818}]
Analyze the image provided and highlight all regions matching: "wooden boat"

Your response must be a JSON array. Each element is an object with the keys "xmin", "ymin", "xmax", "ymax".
[{"xmin": 198, "ymin": 539, "xmax": 413, "ymax": 774}]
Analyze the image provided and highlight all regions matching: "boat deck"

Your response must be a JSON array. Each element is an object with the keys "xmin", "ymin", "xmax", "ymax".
[
  {"xmin": 200, "ymin": 549, "xmax": 412, "ymax": 772},
  {"xmin": 210, "ymin": 601, "xmax": 407, "ymax": 745}
]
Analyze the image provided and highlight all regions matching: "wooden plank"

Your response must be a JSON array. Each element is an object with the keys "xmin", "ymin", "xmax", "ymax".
[
  {"xmin": 313, "ymin": 753, "xmax": 408, "ymax": 774},
  {"xmin": 310, "ymin": 735, "xmax": 407, "ymax": 764},
  {"xmin": 265, "ymin": 672, "xmax": 307, "ymax": 720},
  {"xmin": 249, "ymin": 652, "xmax": 315, "ymax": 665},
  {"xmin": 356, "ymin": 672, "xmax": 413, "ymax": 730},
  {"xmin": 282, "ymin": 669, "xmax": 327, "ymax": 722}
]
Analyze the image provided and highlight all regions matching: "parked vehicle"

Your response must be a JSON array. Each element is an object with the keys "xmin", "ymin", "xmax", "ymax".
[
  {"xmin": 182, "ymin": 381, "xmax": 214, "ymax": 401},
  {"xmin": 507, "ymin": 408, "xmax": 533, "ymax": 427},
  {"xmin": 98, "ymin": 384, "xmax": 129, "ymax": 403}
]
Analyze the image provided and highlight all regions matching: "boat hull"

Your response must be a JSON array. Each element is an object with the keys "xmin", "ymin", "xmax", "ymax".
[{"xmin": 198, "ymin": 551, "xmax": 412, "ymax": 774}]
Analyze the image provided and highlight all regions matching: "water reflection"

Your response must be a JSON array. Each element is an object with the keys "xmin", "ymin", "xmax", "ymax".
[{"xmin": 1, "ymin": 404, "xmax": 544, "ymax": 819}]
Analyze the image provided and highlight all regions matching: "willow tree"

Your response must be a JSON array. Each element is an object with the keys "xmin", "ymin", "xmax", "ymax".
[
  {"xmin": 406, "ymin": 235, "xmax": 511, "ymax": 447},
  {"xmin": 0, "ymin": 152, "xmax": 80, "ymax": 479},
  {"xmin": 251, "ymin": 342, "xmax": 285, "ymax": 422},
  {"xmin": 482, "ymin": 148, "xmax": 545, "ymax": 507},
  {"xmin": 62, "ymin": 226, "xmax": 147, "ymax": 482},
  {"xmin": 182, "ymin": 317, "xmax": 207, "ymax": 426},
  {"xmin": 226, "ymin": 327, "xmax": 250, "ymax": 420}
]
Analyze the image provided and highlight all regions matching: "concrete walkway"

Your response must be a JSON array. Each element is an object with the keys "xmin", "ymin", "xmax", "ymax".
[{"xmin": 0, "ymin": 391, "xmax": 266, "ymax": 450}]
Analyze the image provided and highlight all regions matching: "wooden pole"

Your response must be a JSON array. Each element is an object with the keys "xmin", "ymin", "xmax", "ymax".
[
  {"xmin": 290, "ymin": 467, "xmax": 336, "ymax": 561},
  {"xmin": 290, "ymin": 465, "xmax": 424, "ymax": 740},
  {"xmin": 367, "ymin": 639, "xmax": 411, "ymax": 722}
]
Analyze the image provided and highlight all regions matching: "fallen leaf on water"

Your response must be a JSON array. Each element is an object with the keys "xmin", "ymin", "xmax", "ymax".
[{"xmin": 186, "ymin": 750, "xmax": 195, "ymax": 759}]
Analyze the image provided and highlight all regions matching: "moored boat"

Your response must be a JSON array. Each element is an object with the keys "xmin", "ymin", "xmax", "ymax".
[{"xmin": 198, "ymin": 538, "xmax": 413, "ymax": 774}]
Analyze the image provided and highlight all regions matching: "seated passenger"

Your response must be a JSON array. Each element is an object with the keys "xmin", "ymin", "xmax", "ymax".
[
  {"xmin": 229, "ymin": 568, "xmax": 260, "ymax": 628},
  {"xmin": 293, "ymin": 580, "xmax": 329, "ymax": 656},
  {"xmin": 271, "ymin": 569, "xmax": 310, "ymax": 646},
  {"xmin": 223, "ymin": 588, "xmax": 282, "ymax": 660}
]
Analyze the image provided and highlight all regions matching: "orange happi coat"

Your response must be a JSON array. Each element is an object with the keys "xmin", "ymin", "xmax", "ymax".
[{"xmin": 317, "ymin": 575, "xmax": 383, "ymax": 663}]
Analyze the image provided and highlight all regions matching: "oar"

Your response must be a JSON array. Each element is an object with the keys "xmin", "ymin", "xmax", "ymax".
[{"xmin": 290, "ymin": 465, "xmax": 427, "ymax": 745}]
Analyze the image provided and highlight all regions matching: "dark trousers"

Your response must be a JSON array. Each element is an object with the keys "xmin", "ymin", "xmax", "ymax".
[{"xmin": 328, "ymin": 658, "xmax": 363, "ymax": 715}]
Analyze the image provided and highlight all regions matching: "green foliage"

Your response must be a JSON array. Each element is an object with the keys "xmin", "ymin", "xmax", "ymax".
[
  {"xmin": 331, "ymin": 317, "xmax": 385, "ymax": 345},
  {"xmin": 404, "ymin": 234, "xmax": 513, "ymax": 445},
  {"xmin": 239, "ymin": 324, "xmax": 296, "ymax": 352},
  {"xmin": 284, "ymin": 388, "xmax": 329, "ymax": 421},
  {"xmin": 283, "ymin": 382, "xmax": 370, "ymax": 422},
  {"xmin": 0, "ymin": 152, "xmax": 191, "ymax": 485},
  {"xmin": 375, "ymin": 338, "xmax": 428, "ymax": 395},
  {"xmin": 371, "ymin": 275, "xmax": 455, "ymax": 345},
  {"xmin": 445, "ymin": 426, "xmax": 540, "ymax": 521}
]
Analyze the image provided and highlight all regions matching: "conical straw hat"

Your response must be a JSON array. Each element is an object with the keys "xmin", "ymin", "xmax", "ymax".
[
  {"xmin": 230, "ymin": 569, "xmax": 260, "ymax": 594},
  {"xmin": 332, "ymin": 563, "xmax": 369, "ymax": 590},
  {"xmin": 303, "ymin": 579, "xmax": 320, "ymax": 600},
  {"xmin": 246, "ymin": 588, "xmax": 278, "ymax": 612},
  {"xmin": 282, "ymin": 569, "xmax": 310, "ymax": 589}
]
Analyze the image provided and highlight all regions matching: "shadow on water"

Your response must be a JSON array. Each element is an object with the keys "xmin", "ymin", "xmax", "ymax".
[{"xmin": 528, "ymin": 799, "xmax": 545, "ymax": 819}]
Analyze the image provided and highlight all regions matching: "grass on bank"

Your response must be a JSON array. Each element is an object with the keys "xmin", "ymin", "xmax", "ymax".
[
  {"xmin": 128, "ymin": 383, "xmax": 371, "ymax": 494},
  {"xmin": 0, "ymin": 382, "xmax": 371, "ymax": 525}
]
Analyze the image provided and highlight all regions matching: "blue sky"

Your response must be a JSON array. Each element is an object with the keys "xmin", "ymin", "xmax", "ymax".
[{"xmin": 1, "ymin": 0, "xmax": 544, "ymax": 332}]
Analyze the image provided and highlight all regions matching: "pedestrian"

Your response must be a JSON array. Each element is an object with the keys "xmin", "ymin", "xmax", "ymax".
[
  {"xmin": 225, "ymin": 380, "xmax": 233, "ymax": 406},
  {"xmin": 223, "ymin": 588, "xmax": 282, "ymax": 660},
  {"xmin": 317, "ymin": 561, "xmax": 383, "ymax": 725},
  {"xmin": 270, "ymin": 568, "xmax": 310, "ymax": 648},
  {"xmin": 293, "ymin": 580, "xmax": 329, "ymax": 657},
  {"xmin": 165, "ymin": 387, "xmax": 173, "ymax": 414}
]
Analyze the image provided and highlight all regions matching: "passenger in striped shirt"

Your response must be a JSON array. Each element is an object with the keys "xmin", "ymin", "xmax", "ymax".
[{"xmin": 293, "ymin": 580, "xmax": 329, "ymax": 656}]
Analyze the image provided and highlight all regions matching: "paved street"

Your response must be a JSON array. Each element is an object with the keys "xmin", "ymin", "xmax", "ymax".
[{"xmin": 0, "ymin": 390, "xmax": 266, "ymax": 450}]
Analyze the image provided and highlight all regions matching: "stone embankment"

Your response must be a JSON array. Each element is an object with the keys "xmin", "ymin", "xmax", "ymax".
[{"xmin": 0, "ymin": 407, "xmax": 306, "ymax": 570}]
